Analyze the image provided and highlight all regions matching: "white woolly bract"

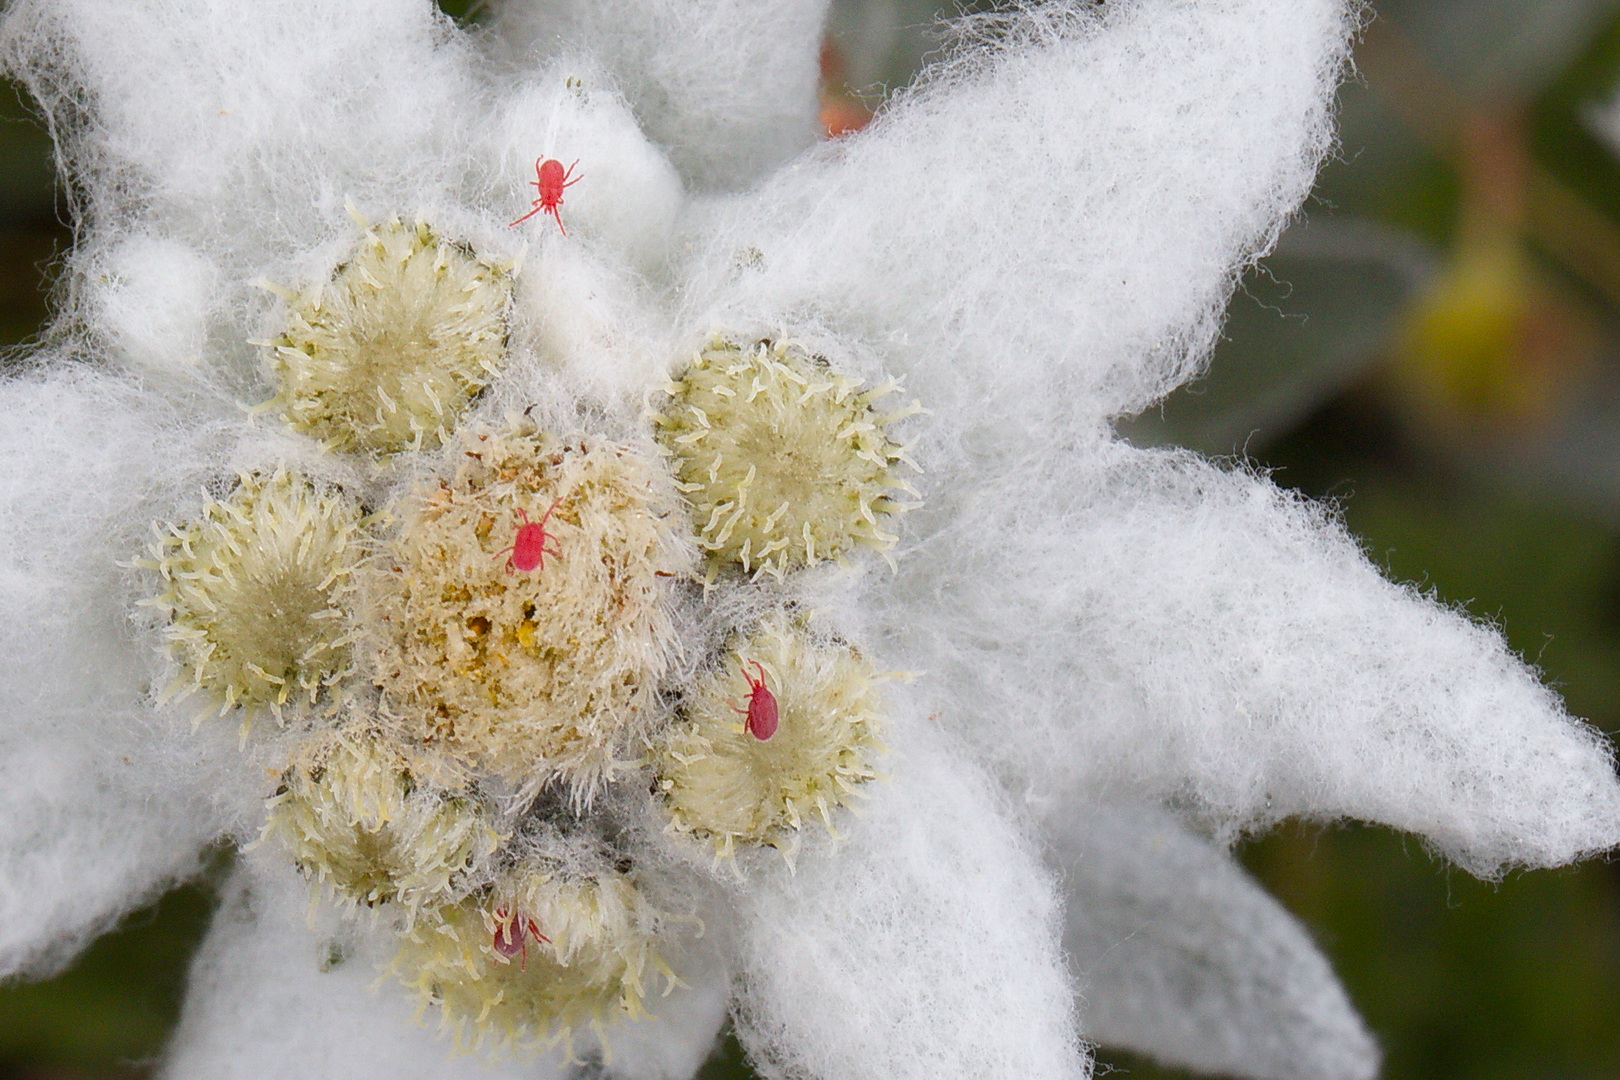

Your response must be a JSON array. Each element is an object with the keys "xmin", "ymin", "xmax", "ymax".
[
  {"xmin": 1057, "ymin": 803, "xmax": 1377, "ymax": 1080},
  {"xmin": 91, "ymin": 234, "xmax": 219, "ymax": 375},
  {"xmin": 265, "ymin": 217, "xmax": 513, "ymax": 456},
  {"xmin": 482, "ymin": 69, "xmax": 684, "ymax": 270},
  {"xmin": 567, "ymin": 937, "xmax": 734, "ymax": 1080},
  {"xmin": 654, "ymin": 338, "xmax": 918, "ymax": 580},
  {"xmin": 487, "ymin": 0, "xmax": 830, "ymax": 191},
  {"xmin": 889, "ymin": 441, "xmax": 1620, "ymax": 875},
  {"xmin": 0, "ymin": 371, "xmax": 226, "ymax": 979},
  {"xmin": 690, "ymin": 0, "xmax": 1359, "ymax": 435},
  {"xmin": 655, "ymin": 616, "xmax": 885, "ymax": 858},
  {"xmin": 732, "ymin": 722, "xmax": 1088, "ymax": 1080},
  {"xmin": 145, "ymin": 469, "xmax": 365, "ymax": 722},
  {"xmin": 0, "ymin": 0, "xmax": 478, "ymax": 270},
  {"xmin": 393, "ymin": 863, "xmax": 670, "ymax": 1058},
  {"xmin": 369, "ymin": 422, "xmax": 689, "ymax": 797},
  {"xmin": 263, "ymin": 730, "xmax": 501, "ymax": 917}
]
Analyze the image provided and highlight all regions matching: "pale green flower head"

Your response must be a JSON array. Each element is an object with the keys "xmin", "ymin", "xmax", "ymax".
[
  {"xmin": 144, "ymin": 469, "xmax": 365, "ymax": 723},
  {"xmin": 654, "ymin": 338, "xmax": 919, "ymax": 581},
  {"xmin": 264, "ymin": 215, "xmax": 515, "ymax": 457}
]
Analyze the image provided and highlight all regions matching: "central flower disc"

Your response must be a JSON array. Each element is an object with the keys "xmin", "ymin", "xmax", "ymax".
[{"xmin": 369, "ymin": 420, "xmax": 690, "ymax": 793}]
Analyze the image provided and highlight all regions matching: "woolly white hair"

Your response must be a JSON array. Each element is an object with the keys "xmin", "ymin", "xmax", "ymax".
[
  {"xmin": 1056, "ymin": 802, "xmax": 1378, "ymax": 1080},
  {"xmin": 1, "ymin": 0, "xmax": 1617, "ymax": 1079},
  {"xmin": 486, "ymin": 0, "xmax": 832, "ymax": 191},
  {"xmin": 161, "ymin": 855, "xmax": 544, "ymax": 1080},
  {"xmin": 0, "ymin": 371, "xmax": 230, "ymax": 975},
  {"xmin": 731, "ymin": 720, "xmax": 1084, "ymax": 1080},
  {"xmin": 892, "ymin": 439, "xmax": 1620, "ymax": 876},
  {"xmin": 688, "ymin": 0, "xmax": 1355, "ymax": 434}
]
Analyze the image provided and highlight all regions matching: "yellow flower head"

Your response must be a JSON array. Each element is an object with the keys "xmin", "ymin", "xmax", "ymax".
[
  {"xmin": 393, "ymin": 857, "xmax": 666, "ymax": 1055},
  {"xmin": 655, "ymin": 616, "xmax": 886, "ymax": 858},
  {"xmin": 265, "ymin": 217, "xmax": 512, "ymax": 456},
  {"xmin": 146, "ymin": 469, "xmax": 364, "ymax": 721},
  {"xmin": 263, "ymin": 729, "xmax": 501, "ymax": 916},
  {"xmin": 653, "ymin": 339, "xmax": 920, "ymax": 580},
  {"xmin": 369, "ymin": 419, "xmax": 689, "ymax": 796}
]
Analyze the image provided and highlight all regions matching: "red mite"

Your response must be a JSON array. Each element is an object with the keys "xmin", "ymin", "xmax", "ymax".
[
  {"xmin": 509, "ymin": 157, "xmax": 582, "ymax": 234},
  {"xmin": 495, "ymin": 496, "xmax": 562, "ymax": 574},
  {"xmin": 731, "ymin": 660, "xmax": 779, "ymax": 741},
  {"xmin": 492, "ymin": 905, "xmax": 549, "ymax": 969}
]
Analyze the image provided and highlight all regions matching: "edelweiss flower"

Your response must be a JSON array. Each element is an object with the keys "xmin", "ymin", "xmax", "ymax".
[{"xmin": 1, "ymin": 3, "xmax": 1618, "ymax": 1080}]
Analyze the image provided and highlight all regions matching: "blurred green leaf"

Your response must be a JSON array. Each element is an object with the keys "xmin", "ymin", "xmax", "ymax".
[
  {"xmin": 1378, "ymin": 0, "xmax": 1620, "ymax": 99},
  {"xmin": 828, "ymin": 0, "xmax": 952, "ymax": 100},
  {"xmin": 0, "ymin": 82, "xmax": 56, "ymax": 228},
  {"xmin": 434, "ymin": 0, "xmax": 489, "ymax": 25},
  {"xmin": 1245, "ymin": 823, "xmax": 1620, "ymax": 1080},
  {"xmin": 0, "ymin": 877, "xmax": 220, "ymax": 1075},
  {"xmin": 696, "ymin": 1030, "xmax": 760, "ymax": 1080},
  {"xmin": 1120, "ymin": 222, "xmax": 1428, "ymax": 455}
]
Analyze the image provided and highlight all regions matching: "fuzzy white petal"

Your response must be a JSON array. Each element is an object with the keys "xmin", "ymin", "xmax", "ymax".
[
  {"xmin": 691, "ymin": 0, "xmax": 1356, "ymax": 428},
  {"xmin": 0, "ymin": 0, "xmax": 475, "ymax": 265},
  {"xmin": 0, "ymin": 369, "xmax": 223, "ymax": 977},
  {"xmin": 1058, "ymin": 803, "xmax": 1377, "ymax": 1080},
  {"xmin": 731, "ymin": 719, "xmax": 1088, "ymax": 1080},
  {"xmin": 509, "ymin": 242, "xmax": 676, "ymax": 403},
  {"xmin": 891, "ymin": 441, "xmax": 1620, "ymax": 875},
  {"xmin": 483, "ymin": 68, "xmax": 684, "ymax": 268},
  {"xmin": 488, "ymin": 0, "xmax": 830, "ymax": 191}
]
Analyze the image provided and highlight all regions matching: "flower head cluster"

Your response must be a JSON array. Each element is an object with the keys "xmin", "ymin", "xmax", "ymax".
[
  {"xmin": 394, "ymin": 852, "xmax": 667, "ymax": 1055},
  {"xmin": 132, "ymin": 209, "xmax": 894, "ymax": 1053},
  {"xmin": 263, "ymin": 728, "xmax": 501, "ymax": 915},
  {"xmin": 369, "ymin": 420, "xmax": 687, "ymax": 794}
]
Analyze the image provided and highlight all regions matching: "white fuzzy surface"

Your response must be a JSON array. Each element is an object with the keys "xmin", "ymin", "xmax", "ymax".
[
  {"xmin": 0, "ymin": 371, "xmax": 226, "ymax": 977},
  {"xmin": 0, "ymin": 0, "xmax": 475, "ymax": 262},
  {"xmin": 582, "ymin": 940, "xmax": 733, "ymax": 1080},
  {"xmin": 689, "ymin": 0, "xmax": 1359, "ymax": 434},
  {"xmin": 479, "ymin": 68, "xmax": 685, "ymax": 269},
  {"xmin": 512, "ymin": 241, "xmax": 678, "ymax": 404},
  {"xmin": 1056, "ymin": 803, "xmax": 1377, "ymax": 1080},
  {"xmin": 488, "ymin": 0, "xmax": 831, "ymax": 191},
  {"xmin": 731, "ymin": 720, "xmax": 1088, "ymax": 1080},
  {"xmin": 87, "ymin": 234, "xmax": 221, "ymax": 375},
  {"xmin": 889, "ymin": 440, "xmax": 1620, "ymax": 876}
]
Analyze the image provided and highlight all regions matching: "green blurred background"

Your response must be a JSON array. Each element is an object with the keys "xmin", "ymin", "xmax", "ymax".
[{"xmin": 9, "ymin": 0, "xmax": 1620, "ymax": 1077}]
